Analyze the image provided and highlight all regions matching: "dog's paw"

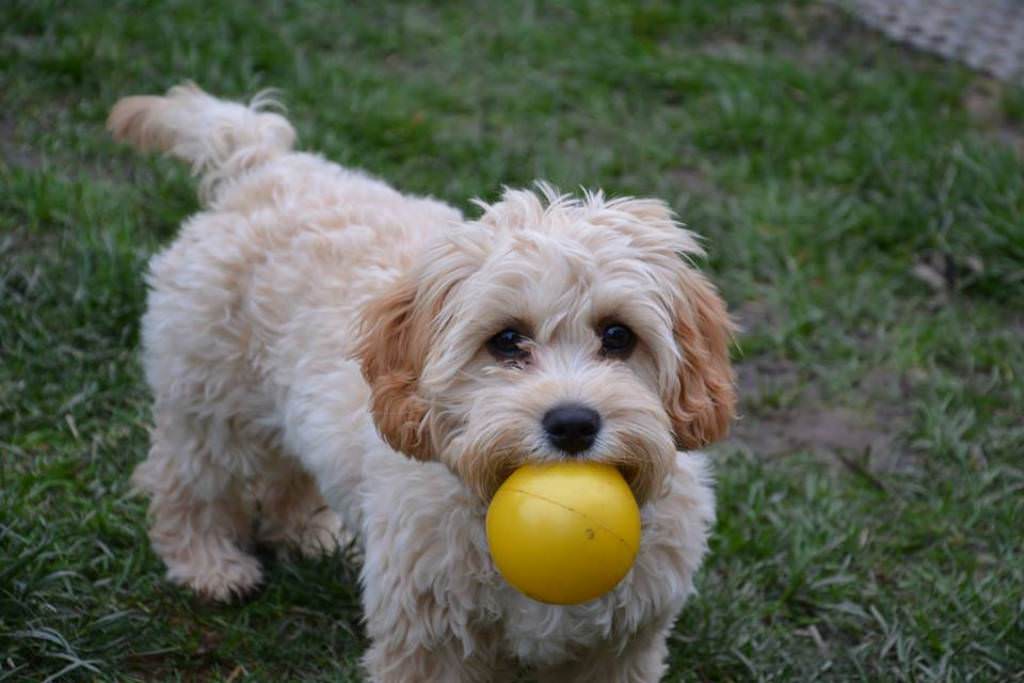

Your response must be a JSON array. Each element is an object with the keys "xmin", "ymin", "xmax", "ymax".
[
  {"xmin": 294, "ymin": 507, "xmax": 347, "ymax": 559},
  {"xmin": 257, "ymin": 505, "xmax": 348, "ymax": 559},
  {"xmin": 168, "ymin": 553, "xmax": 264, "ymax": 602}
]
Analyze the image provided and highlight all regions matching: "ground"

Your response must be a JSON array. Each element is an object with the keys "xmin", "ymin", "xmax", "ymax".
[{"xmin": 2, "ymin": 1, "xmax": 1023, "ymax": 681}]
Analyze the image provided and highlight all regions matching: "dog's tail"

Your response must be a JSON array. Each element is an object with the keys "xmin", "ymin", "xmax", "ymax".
[{"xmin": 108, "ymin": 82, "xmax": 295, "ymax": 202}]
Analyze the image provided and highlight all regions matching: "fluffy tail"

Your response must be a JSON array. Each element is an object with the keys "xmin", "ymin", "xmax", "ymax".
[{"xmin": 108, "ymin": 82, "xmax": 296, "ymax": 202}]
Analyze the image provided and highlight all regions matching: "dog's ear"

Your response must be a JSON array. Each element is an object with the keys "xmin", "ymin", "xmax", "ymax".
[
  {"xmin": 356, "ymin": 273, "xmax": 437, "ymax": 461},
  {"xmin": 666, "ymin": 272, "xmax": 737, "ymax": 450},
  {"xmin": 604, "ymin": 196, "xmax": 736, "ymax": 448}
]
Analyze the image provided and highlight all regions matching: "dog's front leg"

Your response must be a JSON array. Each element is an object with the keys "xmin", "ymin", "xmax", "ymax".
[
  {"xmin": 536, "ymin": 614, "xmax": 675, "ymax": 683},
  {"xmin": 363, "ymin": 632, "xmax": 512, "ymax": 683},
  {"xmin": 360, "ymin": 568, "xmax": 511, "ymax": 683},
  {"xmin": 358, "ymin": 479, "xmax": 511, "ymax": 683}
]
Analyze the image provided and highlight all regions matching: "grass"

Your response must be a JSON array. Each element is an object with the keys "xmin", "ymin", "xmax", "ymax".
[{"xmin": 2, "ymin": 0, "xmax": 1022, "ymax": 680}]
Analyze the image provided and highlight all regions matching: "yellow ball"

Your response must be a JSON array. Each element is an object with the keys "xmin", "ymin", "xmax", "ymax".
[{"xmin": 485, "ymin": 462, "xmax": 641, "ymax": 605}]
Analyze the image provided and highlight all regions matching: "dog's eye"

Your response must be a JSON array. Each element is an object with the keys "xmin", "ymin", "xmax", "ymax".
[
  {"xmin": 600, "ymin": 323, "xmax": 636, "ymax": 356},
  {"xmin": 487, "ymin": 328, "xmax": 529, "ymax": 360}
]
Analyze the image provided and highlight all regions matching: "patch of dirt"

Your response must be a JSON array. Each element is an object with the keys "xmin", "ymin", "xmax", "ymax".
[
  {"xmin": 963, "ymin": 78, "xmax": 1024, "ymax": 157},
  {"xmin": 0, "ymin": 115, "xmax": 44, "ymax": 170},
  {"xmin": 732, "ymin": 298, "xmax": 779, "ymax": 336},
  {"xmin": 731, "ymin": 402, "xmax": 908, "ymax": 474},
  {"xmin": 727, "ymin": 357, "xmax": 918, "ymax": 476},
  {"xmin": 735, "ymin": 356, "xmax": 802, "ymax": 400}
]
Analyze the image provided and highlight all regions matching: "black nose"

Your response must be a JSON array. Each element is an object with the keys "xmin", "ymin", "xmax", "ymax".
[{"xmin": 542, "ymin": 404, "xmax": 601, "ymax": 454}]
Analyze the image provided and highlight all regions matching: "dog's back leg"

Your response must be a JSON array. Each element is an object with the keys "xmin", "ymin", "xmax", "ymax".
[
  {"xmin": 254, "ymin": 455, "xmax": 344, "ymax": 558},
  {"xmin": 133, "ymin": 408, "xmax": 263, "ymax": 601},
  {"xmin": 131, "ymin": 204, "xmax": 284, "ymax": 600}
]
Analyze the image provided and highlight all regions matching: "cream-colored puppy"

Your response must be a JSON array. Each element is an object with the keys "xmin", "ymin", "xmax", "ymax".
[{"xmin": 109, "ymin": 83, "xmax": 736, "ymax": 682}]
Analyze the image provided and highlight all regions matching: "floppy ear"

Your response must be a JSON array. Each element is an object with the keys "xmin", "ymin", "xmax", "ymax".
[
  {"xmin": 667, "ymin": 272, "xmax": 737, "ymax": 450},
  {"xmin": 356, "ymin": 274, "xmax": 437, "ymax": 461},
  {"xmin": 596, "ymin": 194, "xmax": 735, "ymax": 448}
]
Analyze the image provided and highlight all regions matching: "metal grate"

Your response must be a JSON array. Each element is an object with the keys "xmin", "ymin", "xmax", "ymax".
[{"xmin": 840, "ymin": 0, "xmax": 1024, "ymax": 82}]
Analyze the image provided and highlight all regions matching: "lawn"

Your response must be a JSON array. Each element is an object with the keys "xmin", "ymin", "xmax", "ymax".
[{"xmin": 2, "ymin": 0, "xmax": 1022, "ymax": 680}]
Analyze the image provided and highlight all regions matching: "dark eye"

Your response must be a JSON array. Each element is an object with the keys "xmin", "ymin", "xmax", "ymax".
[
  {"xmin": 600, "ymin": 323, "xmax": 636, "ymax": 356},
  {"xmin": 487, "ymin": 328, "xmax": 529, "ymax": 360}
]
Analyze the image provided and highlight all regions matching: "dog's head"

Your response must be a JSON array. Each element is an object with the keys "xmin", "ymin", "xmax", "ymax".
[{"xmin": 357, "ymin": 186, "xmax": 735, "ymax": 503}]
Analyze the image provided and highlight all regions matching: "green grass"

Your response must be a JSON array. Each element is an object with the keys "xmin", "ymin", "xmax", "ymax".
[{"xmin": 2, "ymin": 0, "xmax": 1022, "ymax": 680}]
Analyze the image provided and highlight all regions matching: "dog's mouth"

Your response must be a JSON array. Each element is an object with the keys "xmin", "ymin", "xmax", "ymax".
[
  {"xmin": 457, "ymin": 429, "xmax": 663, "ymax": 506},
  {"xmin": 601, "ymin": 461, "xmax": 648, "ymax": 503},
  {"xmin": 485, "ymin": 457, "xmax": 644, "ymax": 504}
]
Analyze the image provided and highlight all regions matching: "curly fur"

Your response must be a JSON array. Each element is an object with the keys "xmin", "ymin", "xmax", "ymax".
[{"xmin": 110, "ymin": 83, "xmax": 735, "ymax": 682}]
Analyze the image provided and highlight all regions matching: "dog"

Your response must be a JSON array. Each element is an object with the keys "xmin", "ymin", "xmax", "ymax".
[{"xmin": 108, "ymin": 83, "xmax": 736, "ymax": 682}]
